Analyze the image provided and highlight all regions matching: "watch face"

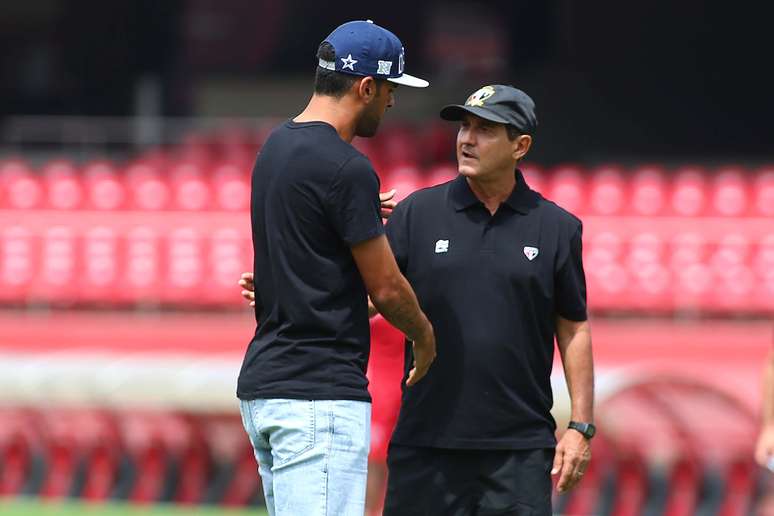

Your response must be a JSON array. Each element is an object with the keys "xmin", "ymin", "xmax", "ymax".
[{"xmin": 586, "ymin": 424, "xmax": 596, "ymax": 438}]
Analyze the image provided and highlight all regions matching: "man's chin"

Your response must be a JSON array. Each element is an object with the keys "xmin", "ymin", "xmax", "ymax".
[{"xmin": 457, "ymin": 164, "xmax": 478, "ymax": 177}]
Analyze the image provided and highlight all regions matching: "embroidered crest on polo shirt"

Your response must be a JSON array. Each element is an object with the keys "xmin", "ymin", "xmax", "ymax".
[
  {"xmin": 435, "ymin": 239, "xmax": 450, "ymax": 253},
  {"xmin": 523, "ymin": 246, "xmax": 539, "ymax": 261}
]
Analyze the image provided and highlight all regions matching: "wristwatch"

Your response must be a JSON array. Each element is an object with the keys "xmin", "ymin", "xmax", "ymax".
[{"xmin": 568, "ymin": 421, "xmax": 596, "ymax": 439}]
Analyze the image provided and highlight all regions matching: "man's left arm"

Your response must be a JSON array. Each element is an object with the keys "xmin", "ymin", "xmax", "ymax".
[{"xmin": 552, "ymin": 317, "xmax": 594, "ymax": 492}]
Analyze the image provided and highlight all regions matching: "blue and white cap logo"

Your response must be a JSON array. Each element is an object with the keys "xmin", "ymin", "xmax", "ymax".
[{"xmin": 318, "ymin": 20, "xmax": 428, "ymax": 88}]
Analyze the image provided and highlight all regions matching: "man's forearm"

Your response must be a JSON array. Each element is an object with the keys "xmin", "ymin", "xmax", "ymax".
[
  {"xmin": 557, "ymin": 322, "xmax": 594, "ymax": 423},
  {"xmin": 370, "ymin": 277, "xmax": 432, "ymax": 343}
]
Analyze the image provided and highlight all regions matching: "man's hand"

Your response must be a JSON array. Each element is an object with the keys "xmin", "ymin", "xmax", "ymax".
[
  {"xmin": 552, "ymin": 428, "xmax": 592, "ymax": 493},
  {"xmin": 380, "ymin": 189, "xmax": 397, "ymax": 218},
  {"xmin": 756, "ymin": 424, "xmax": 774, "ymax": 470},
  {"xmin": 238, "ymin": 272, "xmax": 255, "ymax": 307},
  {"xmin": 405, "ymin": 326, "xmax": 436, "ymax": 387}
]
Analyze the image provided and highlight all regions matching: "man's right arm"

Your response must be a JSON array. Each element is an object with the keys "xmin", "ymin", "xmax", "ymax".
[{"xmin": 351, "ymin": 234, "xmax": 435, "ymax": 386}]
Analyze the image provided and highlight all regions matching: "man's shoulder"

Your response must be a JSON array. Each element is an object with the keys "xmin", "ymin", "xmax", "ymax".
[
  {"xmin": 267, "ymin": 121, "xmax": 369, "ymax": 169},
  {"xmin": 398, "ymin": 180, "xmax": 451, "ymax": 211}
]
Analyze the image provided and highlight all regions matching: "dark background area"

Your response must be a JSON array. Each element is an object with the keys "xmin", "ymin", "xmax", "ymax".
[{"xmin": 1, "ymin": 0, "xmax": 771, "ymax": 163}]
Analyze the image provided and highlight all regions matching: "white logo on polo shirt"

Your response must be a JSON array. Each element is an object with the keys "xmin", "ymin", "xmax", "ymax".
[
  {"xmin": 435, "ymin": 239, "xmax": 449, "ymax": 253},
  {"xmin": 523, "ymin": 246, "xmax": 539, "ymax": 260}
]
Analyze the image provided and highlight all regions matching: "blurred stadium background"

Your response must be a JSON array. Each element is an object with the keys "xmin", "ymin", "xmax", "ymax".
[{"xmin": 1, "ymin": 1, "xmax": 772, "ymax": 515}]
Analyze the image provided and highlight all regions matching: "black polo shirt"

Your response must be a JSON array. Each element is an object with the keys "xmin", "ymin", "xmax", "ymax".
[
  {"xmin": 386, "ymin": 170, "xmax": 587, "ymax": 449},
  {"xmin": 237, "ymin": 120, "xmax": 384, "ymax": 402}
]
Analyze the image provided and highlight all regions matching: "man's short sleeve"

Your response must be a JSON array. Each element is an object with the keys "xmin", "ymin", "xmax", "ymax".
[
  {"xmin": 385, "ymin": 199, "xmax": 409, "ymax": 273},
  {"xmin": 325, "ymin": 155, "xmax": 385, "ymax": 245},
  {"xmin": 555, "ymin": 223, "xmax": 588, "ymax": 321}
]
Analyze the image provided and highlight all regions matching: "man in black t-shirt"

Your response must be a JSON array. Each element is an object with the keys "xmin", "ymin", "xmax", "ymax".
[
  {"xmin": 236, "ymin": 20, "xmax": 435, "ymax": 516},
  {"xmin": 240, "ymin": 85, "xmax": 595, "ymax": 515}
]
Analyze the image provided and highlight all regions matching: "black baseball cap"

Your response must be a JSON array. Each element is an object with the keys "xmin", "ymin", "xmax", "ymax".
[{"xmin": 440, "ymin": 84, "xmax": 537, "ymax": 133}]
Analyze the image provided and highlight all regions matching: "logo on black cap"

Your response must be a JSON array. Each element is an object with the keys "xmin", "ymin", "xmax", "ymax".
[{"xmin": 465, "ymin": 86, "xmax": 496, "ymax": 107}]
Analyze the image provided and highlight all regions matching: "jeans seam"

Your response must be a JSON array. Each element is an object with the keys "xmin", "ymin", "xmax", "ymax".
[{"xmin": 323, "ymin": 400, "xmax": 334, "ymax": 516}]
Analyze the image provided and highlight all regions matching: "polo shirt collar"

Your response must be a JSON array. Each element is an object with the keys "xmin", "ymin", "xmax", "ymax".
[{"xmin": 449, "ymin": 169, "xmax": 533, "ymax": 214}]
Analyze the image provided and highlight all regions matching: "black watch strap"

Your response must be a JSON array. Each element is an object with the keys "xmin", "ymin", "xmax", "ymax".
[{"xmin": 568, "ymin": 421, "xmax": 596, "ymax": 439}]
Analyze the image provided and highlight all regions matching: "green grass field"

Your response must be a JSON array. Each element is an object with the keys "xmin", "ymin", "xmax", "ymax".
[{"xmin": 0, "ymin": 498, "xmax": 268, "ymax": 516}]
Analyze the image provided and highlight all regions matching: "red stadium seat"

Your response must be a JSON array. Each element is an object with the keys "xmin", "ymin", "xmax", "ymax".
[
  {"xmin": 83, "ymin": 162, "xmax": 125, "ymax": 211},
  {"xmin": 33, "ymin": 226, "xmax": 78, "ymax": 305},
  {"xmin": 671, "ymin": 167, "xmax": 708, "ymax": 217},
  {"xmin": 206, "ymin": 227, "xmax": 251, "ymax": 305},
  {"xmin": 117, "ymin": 411, "xmax": 173, "ymax": 503},
  {"xmin": 0, "ymin": 226, "xmax": 36, "ymax": 304},
  {"xmin": 584, "ymin": 231, "xmax": 627, "ymax": 310},
  {"xmin": 629, "ymin": 166, "xmax": 667, "ymax": 216},
  {"xmin": 710, "ymin": 167, "xmax": 749, "ymax": 217},
  {"xmin": 42, "ymin": 160, "xmax": 83, "ymax": 210},
  {"xmin": 212, "ymin": 163, "xmax": 251, "ymax": 211},
  {"xmin": 2, "ymin": 166, "xmax": 43, "ymax": 210},
  {"xmin": 0, "ymin": 408, "xmax": 38, "ymax": 496},
  {"xmin": 753, "ymin": 168, "xmax": 774, "ymax": 218},
  {"xmin": 163, "ymin": 227, "xmax": 205, "ymax": 305},
  {"xmin": 547, "ymin": 165, "xmax": 585, "ymax": 215},
  {"xmin": 80, "ymin": 226, "xmax": 121, "ymax": 304},
  {"xmin": 126, "ymin": 163, "xmax": 170, "ymax": 211},
  {"xmin": 626, "ymin": 233, "xmax": 670, "ymax": 310},
  {"xmin": 609, "ymin": 451, "xmax": 649, "ymax": 516},
  {"xmin": 588, "ymin": 166, "xmax": 625, "ymax": 216},
  {"xmin": 170, "ymin": 163, "xmax": 212, "ymax": 211},
  {"xmin": 753, "ymin": 234, "xmax": 774, "ymax": 312},
  {"xmin": 124, "ymin": 226, "xmax": 163, "ymax": 304}
]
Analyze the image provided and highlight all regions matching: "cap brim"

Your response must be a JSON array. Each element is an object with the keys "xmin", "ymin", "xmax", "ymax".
[
  {"xmin": 439, "ymin": 104, "xmax": 510, "ymax": 124},
  {"xmin": 387, "ymin": 73, "xmax": 429, "ymax": 88}
]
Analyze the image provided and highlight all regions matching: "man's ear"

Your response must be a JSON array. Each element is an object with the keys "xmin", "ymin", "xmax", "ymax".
[
  {"xmin": 513, "ymin": 134, "xmax": 532, "ymax": 161},
  {"xmin": 357, "ymin": 76, "xmax": 378, "ymax": 103}
]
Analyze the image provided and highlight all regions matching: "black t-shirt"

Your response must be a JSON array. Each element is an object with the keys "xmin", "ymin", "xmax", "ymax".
[
  {"xmin": 237, "ymin": 120, "xmax": 384, "ymax": 402},
  {"xmin": 386, "ymin": 171, "xmax": 587, "ymax": 449}
]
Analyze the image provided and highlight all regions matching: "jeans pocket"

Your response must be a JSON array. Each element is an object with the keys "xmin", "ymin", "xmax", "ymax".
[{"xmin": 267, "ymin": 399, "xmax": 316, "ymax": 465}]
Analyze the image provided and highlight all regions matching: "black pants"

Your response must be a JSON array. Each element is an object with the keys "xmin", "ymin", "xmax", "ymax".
[{"xmin": 383, "ymin": 444, "xmax": 554, "ymax": 516}]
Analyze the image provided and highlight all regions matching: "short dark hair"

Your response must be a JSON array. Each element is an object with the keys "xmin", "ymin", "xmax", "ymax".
[
  {"xmin": 505, "ymin": 125, "xmax": 522, "ymax": 141},
  {"xmin": 314, "ymin": 42, "xmax": 358, "ymax": 98}
]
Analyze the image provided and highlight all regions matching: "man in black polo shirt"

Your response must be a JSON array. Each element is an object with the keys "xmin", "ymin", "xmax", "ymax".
[
  {"xmin": 239, "ymin": 85, "xmax": 594, "ymax": 515},
  {"xmin": 381, "ymin": 85, "xmax": 594, "ymax": 515},
  {"xmin": 236, "ymin": 21, "xmax": 435, "ymax": 516}
]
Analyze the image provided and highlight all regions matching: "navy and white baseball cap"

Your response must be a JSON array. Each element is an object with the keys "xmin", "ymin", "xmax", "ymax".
[{"xmin": 319, "ymin": 20, "xmax": 429, "ymax": 88}]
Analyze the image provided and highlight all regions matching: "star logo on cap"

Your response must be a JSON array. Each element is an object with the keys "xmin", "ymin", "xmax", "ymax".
[{"xmin": 341, "ymin": 54, "xmax": 358, "ymax": 71}]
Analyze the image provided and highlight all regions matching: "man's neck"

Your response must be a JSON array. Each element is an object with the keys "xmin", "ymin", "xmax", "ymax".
[
  {"xmin": 294, "ymin": 94, "xmax": 359, "ymax": 143},
  {"xmin": 466, "ymin": 168, "xmax": 516, "ymax": 215}
]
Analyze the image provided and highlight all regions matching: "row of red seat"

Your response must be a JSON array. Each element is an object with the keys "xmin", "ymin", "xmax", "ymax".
[
  {"xmin": 0, "ymin": 407, "xmax": 259, "ymax": 505},
  {"xmin": 2, "ymin": 158, "xmax": 773, "ymax": 217},
  {"xmin": 1, "ymin": 214, "xmax": 772, "ymax": 312},
  {"xmin": 0, "ymin": 408, "xmax": 762, "ymax": 513}
]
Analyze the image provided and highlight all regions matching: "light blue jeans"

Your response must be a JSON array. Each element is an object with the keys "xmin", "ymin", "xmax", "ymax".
[{"xmin": 239, "ymin": 398, "xmax": 371, "ymax": 516}]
